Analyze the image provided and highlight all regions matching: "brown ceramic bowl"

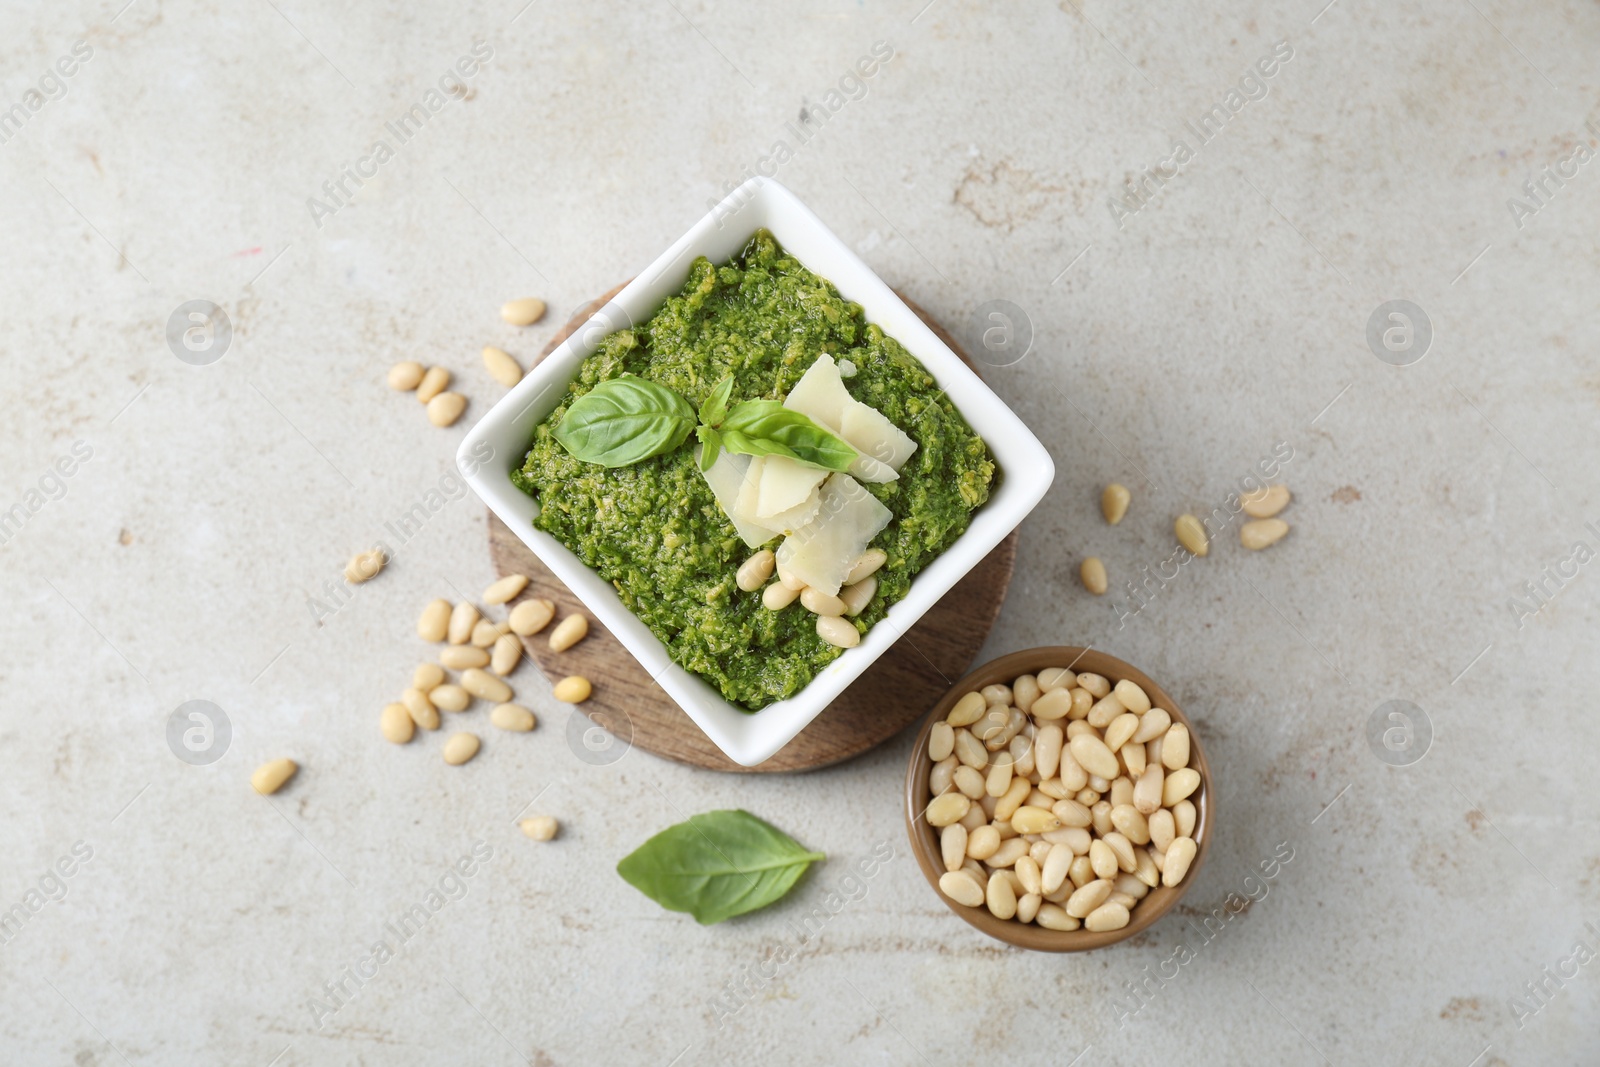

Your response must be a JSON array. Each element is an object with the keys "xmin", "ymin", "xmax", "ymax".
[{"xmin": 904, "ymin": 646, "xmax": 1213, "ymax": 951}]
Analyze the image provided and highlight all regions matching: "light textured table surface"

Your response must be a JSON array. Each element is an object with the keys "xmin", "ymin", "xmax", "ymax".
[{"xmin": 3, "ymin": 0, "xmax": 1598, "ymax": 1063}]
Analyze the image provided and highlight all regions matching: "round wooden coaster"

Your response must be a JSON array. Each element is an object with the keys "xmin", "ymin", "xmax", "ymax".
[{"xmin": 486, "ymin": 284, "xmax": 1018, "ymax": 773}]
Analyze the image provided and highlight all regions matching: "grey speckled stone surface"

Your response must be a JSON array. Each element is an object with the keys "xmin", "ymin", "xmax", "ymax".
[{"xmin": 2, "ymin": 0, "xmax": 1598, "ymax": 1063}]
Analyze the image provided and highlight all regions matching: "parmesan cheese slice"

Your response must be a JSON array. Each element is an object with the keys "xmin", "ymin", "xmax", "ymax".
[
  {"xmin": 776, "ymin": 474, "xmax": 892, "ymax": 596},
  {"xmin": 783, "ymin": 353, "xmax": 852, "ymax": 431},
  {"xmin": 784, "ymin": 353, "xmax": 917, "ymax": 483},
  {"xmin": 841, "ymin": 399, "xmax": 918, "ymax": 474},
  {"xmin": 756, "ymin": 455, "xmax": 829, "ymax": 518},
  {"xmin": 730, "ymin": 455, "xmax": 820, "ymax": 536},
  {"xmin": 696, "ymin": 445, "xmax": 778, "ymax": 550}
]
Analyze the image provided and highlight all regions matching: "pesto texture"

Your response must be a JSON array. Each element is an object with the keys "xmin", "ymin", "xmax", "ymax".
[{"xmin": 513, "ymin": 230, "xmax": 995, "ymax": 710}]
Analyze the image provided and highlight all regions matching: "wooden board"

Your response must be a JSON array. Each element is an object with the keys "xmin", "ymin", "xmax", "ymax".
[{"xmin": 486, "ymin": 284, "xmax": 1018, "ymax": 773}]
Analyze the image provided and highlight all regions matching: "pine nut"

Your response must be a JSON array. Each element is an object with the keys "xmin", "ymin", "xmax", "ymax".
[
  {"xmin": 985, "ymin": 754, "xmax": 1015, "ymax": 798},
  {"xmin": 1162, "ymin": 837, "xmax": 1198, "ymax": 887},
  {"xmin": 928, "ymin": 722, "xmax": 955, "ymax": 762},
  {"xmin": 939, "ymin": 870, "xmax": 985, "ymax": 907},
  {"xmin": 552, "ymin": 675, "xmax": 591, "ymax": 703},
  {"xmin": 1015, "ymin": 855, "xmax": 1043, "ymax": 895},
  {"xmin": 501, "ymin": 297, "xmax": 546, "ymax": 326},
  {"xmin": 1091, "ymin": 800, "xmax": 1114, "ymax": 836},
  {"xmin": 440, "ymin": 645, "xmax": 489, "ymax": 670},
  {"xmin": 1089, "ymin": 839, "xmax": 1118, "ymax": 879},
  {"xmin": 251, "ymin": 758, "xmax": 298, "ymax": 795},
  {"xmin": 801, "ymin": 588, "xmax": 847, "ymax": 616},
  {"xmin": 403, "ymin": 688, "xmax": 440, "ymax": 730},
  {"xmin": 1070, "ymin": 688, "xmax": 1093, "ymax": 720},
  {"xmin": 520, "ymin": 815, "xmax": 558, "ymax": 841},
  {"xmin": 929, "ymin": 756, "xmax": 956, "ymax": 796},
  {"xmin": 737, "ymin": 549, "xmax": 776, "ymax": 592},
  {"xmin": 981, "ymin": 683, "xmax": 1013, "ymax": 706},
  {"xmin": 953, "ymin": 766, "xmax": 985, "ymax": 799},
  {"xmin": 1030, "ymin": 687, "xmax": 1073, "ymax": 721},
  {"xmin": 482, "ymin": 345, "xmax": 523, "ymax": 387},
  {"xmin": 1101, "ymin": 483, "xmax": 1130, "ymax": 525},
  {"xmin": 388, "ymin": 361, "xmax": 425, "ymax": 390},
  {"xmin": 838, "ymin": 575, "xmax": 877, "ymax": 616},
  {"xmin": 427, "ymin": 392, "xmax": 467, "ymax": 427},
  {"xmin": 447, "ymin": 602, "xmax": 480, "ymax": 644},
  {"xmin": 1173, "ymin": 799, "xmax": 1197, "ymax": 839},
  {"xmin": 762, "ymin": 582, "xmax": 799, "ymax": 610},
  {"xmin": 1088, "ymin": 692, "xmax": 1126, "ymax": 728},
  {"xmin": 483, "ymin": 574, "xmax": 529, "ymax": 605},
  {"xmin": 1013, "ymin": 674, "xmax": 1040, "ymax": 714},
  {"xmin": 1135, "ymin": 848, "xmax": 1161, "ymax": 888},
  {"xmin": 1110, "ymin": 805, "xmax": 1150, "ymax": 846},
  {"xmin": 471, "ymin": 618, "xmax": 509, "ymax": 647},
  {"xmin": 413, "ymin": 663, "xmax": 445, "ymax": 691},
  {"xmin": 777, "ymin": 564, "xmax": 806, "ymax": 591},
  {"xmin": 490, "ymin": 633, "xmax": 523, "ymax": 676},
  {"xmin": 988, "ymin": 838, "xmax": 1030, "ymax": 867},
  {"xmin": 1109, "ymin": 776, "xmax": 1134, "ymax": 809},
  {"xmin": 344, "ymin": 549, "xmax": 385, "ymax": 583},
  {"xmin": 966, "ymin": 825, "xmax": 1001, "ymax": 860},
  {"xmin": 442, "ymin": 732, "xmax": 480, "ymax": 765},
  {"xmin": 1111, "ymin": 679, "xmax": 1150, "ymax": 714},
  {"xmin": 1149, "ymin": 809, "xmax": 1175, "ymax": 852},
  {"xmin": 1059, "ymin": 751, "xmax": 1088, "ymax": 793},
  {"xmin": 1084, "ymin": 901, "xmax": 1130, "ymax": 932},
  {"xmin": 1066, "ymin": 878, "xmax": 1112, "ymax": 918},
  {"xmin": 1104, "ymin": 713, "xmax": 1140, "ymax": 753},
  {"xmin": 1068, "ymin": 733, "xmax": 1119, "ymax": 779},
  {"xmin": 1037, "ymin": 667, "xmax": 1074, "ymax": 691},
  {"xmin": 549, "ymin": 613, "xmax": 589, "ymax": 651},
  {"xmin": 416, "ymin": 366, "xmax": 450, "ymax": 403},
  {"xmin": 1162, "ymin": 724, "xmax": 1191, "ymax": 770},
  {"xmin": 973, "ymin": 707, "xmax": 1007, "ymax": 745},
  {"xmin": 1240, "ymin": 518, "xmax": 1289, "ymax": 550},
  {"xmin": 1163, "ymin": 767, "xmax": 1201, "ymax": 806},
  {"xmin": 985, "ymin": 869, "xmax": 1018, "ymax": 919},
  {"xmin": 491, "ymin": 703, "xmax": 536, "ymax": 731},
  {"xmin": 1036, "ymin": 903, "xmax": 1081, "ymax": 930},
  {"xmin": 960, "ymin": 803, "xmax": 988, "ymax": 833},
  {"xmin": 431, "ymin": 684, "xmax": 470, "ymax": 712},
  {"xmin": 1076, "ymin": 673, "xmax": 1110, "ymax": 699},
  {"xmin": 1106, "ymin": 890, "xmax": 1138, "ymax": 909},
  {"xmin": 1133, "ymin": 764, "xmax": 1164, "ymax": 815},
  {"xmin": 1133, "ymin": 707, "xmax": 1170, "ymax": 744},
  {"xmin": 1121, "ymin": 741, "xmax": 1146, "ymax": 777},
  {"xmin": 1012, "ymin": 806, "xmax": 1061, "ymax": 834},
  {"xmin": 1041, "ymin": 844, "xmax": 1074, "ymax": 894},
  {"xmin": 953, "ymin": 728, "xmax": 986, "ymax": 769},
  {"xmin": 461, "ymin": 668, "xmax": 512, "ymax": 703},
  {"xmin": 845, "ymin": 548, "xmax": 887, "ymax": 585},
  {"xmin": 815, "ymin": 614, "xmax": 860, "ymax": 648},
  {"xmin": 1009, "ymin": 734, "xmax": 1035, "ymax": 778},
  {"xmin": 1016, "ymin": 892, "xmax": 1042, "ymax": 924},
  {"xmin": 418, "ymin": 598, "xmax": 452, "ymax": 642},
  {"xmin": 1114, "ymin": 871, "xmax": 1149, "ymax": 901},
  {"xmin": 1175, "ymin": 513, "xmax": 1208, "ymax": 556},
  {"xmin": 926, "ymin": 793, "xmax": 970, "ymax": 827},
  {"xmin": 381, "ymin": 703, "xmax": 414, "ymax": 744},
  {"xmin": 1034, "ymin": 724, "xmax": 1063, "ymax": 781},
  {"xmin": 941, "ymin": 824, "xmax": 967, "ymax": 872},
  {"xmin": 1068, "ymin": 855, "xmax": 1095, "ymax": 888},
  {"xmin": 1241, "ymin": 483, "xmax": 1290, "ymax": 518},
  {"xmin": 508, "ymin": 598, "xmax": 556, "ymax": 635},
  {"xmin": 1080, "ymin": 557, "xmax": 1107, "ymax": 595},
  {"xmin": 947, "ymin": 692, "xmax": 986, "ymax": 727}
]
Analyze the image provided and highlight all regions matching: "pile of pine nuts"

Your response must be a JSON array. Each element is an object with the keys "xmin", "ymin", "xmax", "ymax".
[
  {"xmin": 384, "ymin": 295, "xmax": 549, "ymax": 425},
  {"xmin": 924, "ymin": 667, "xmax": 1202, "ymax": 934},
  {"xmin": 742, "ymin": 547, "xmax": 884, "ymax": 650}
]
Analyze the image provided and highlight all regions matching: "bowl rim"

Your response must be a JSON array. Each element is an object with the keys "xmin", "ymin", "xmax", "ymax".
[
  {"xmin": 903, "ymin": 646, "xmax": 1213, "ymax": 952},
  {"xmin": 456, "ymin": 177, "xmax": 1054, "ymax": 767}
]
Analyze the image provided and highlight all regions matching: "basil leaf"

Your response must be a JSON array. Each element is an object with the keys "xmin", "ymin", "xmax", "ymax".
[
  {"xmin": 699, "ymin": 375, "xmax": 734, "ymax": 428},
  {"xmin": 551, "ymin": 375, "xmax": 696, "ymax": 468},
  {"xmin": 695, "ymin": 425, "xmax": 722, "ymax": 471},
  {"xmin": 717, "ymin": 400, "xmax": 857, "ymax": 472},
  {"xmin": 616, "ymin": 809, "xmax": 825, "ymax": 925}
]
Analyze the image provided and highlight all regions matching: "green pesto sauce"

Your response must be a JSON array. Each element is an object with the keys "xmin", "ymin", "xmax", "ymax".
[{"xmin": 512, "ymin": 230, "xmax": 995, "ymax": 711}]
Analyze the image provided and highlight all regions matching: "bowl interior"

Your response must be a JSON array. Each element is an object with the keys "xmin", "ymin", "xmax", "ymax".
[{"xmin": 904, "ymin": 646, "xmax": 1212, "ymax": 951}]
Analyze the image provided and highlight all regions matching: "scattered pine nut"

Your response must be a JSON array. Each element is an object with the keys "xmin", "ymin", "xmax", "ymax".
[
  {"xmin": 800, "ymin": 587, "xmax": 847, "ymax": 616},
  {"xmin": 418, "ymin": 598, "xmax": 451, "ymax": 641},
  {"xmin": 460, "ymin": 668, "xmax": 512, "ymax": 704},
  {"xmin": 762, "ymin": 582, "xmax": 799, "ymax": 610},
  {"xmin": 482, "ymin": 345, "xmax": 523, "ymax": 387},
  {"xmin": 416, "ymin": 366, "xmax": 450, "ymax": 404},
  {"xmin": 1240, "ymin": 519, "xmax": 1289, "ymax": 550},
  {"xmin": 1174, "ymin": 514, "xmax": 1208, "ymax": 557},
  {"xmin": 402, "ymin": 687, "xmax": 440, "ymax": 730},
  {"xmin": 815, "ymin": 614, "xmax": 860, "ymax": 648},
  {"xmin": 431, "ymin": 684, "xmax": 471, "ymax": 712},
  {"xmin": 442, "ymin": 733, "xmax": 480, "ymax": 765},
  {"xmin": 1241, "ymin": 484, "xmax": 1290, "ymax": 518},
  {"xmin": 471, "ymin": 618, "xmax": 509, "ymax": 647},
  {"xmin": 387, "ymin": 361, "xmax": 425, "ymax": 390},
  {"xmin": 509, "ymin": 598, "xmax": 555, "ymax": 636},
  {"xmin": 344, "ymin": 549, "xmax": 385, "ymax": 584},
  {"xmin": 491, "ymin": 703, "xmax": 536, "ymax": 731},
  {"xmin": 844, "ymin": 548, "xmax": 888, "ymax": 586},
  {"xmin": 548, "ymin": 613, "xmax": 588, "ymax": 652},
  {"xmin": 501, "ymin": 297, "xmax": 547, "ymax": 326},
  {"xmin": 1079, "ymin": 557, "xmax": 1107, "ymax": 595},
  {"xmin": 736, "ymin": 550, "xmax": 776, "ymax": 592},
  {"xmin": 439, "ymin": 645, "xmax": 489, "ymax": 670},
  {"xmin": 251, "ymin": 758, "xmax": 297, "ymax": 795},
  {"xmin": 381, "ymin": 703, "xmax": 415, "ymax": 744},
  {"xmin": 520, "ymin": 815, "xmax": 559, "ymax": 841},
  {"xmin": 838, "ymin": 576, "xmax": 876, "ymax": 617},
  {"xmin": 552, "ymin": 675, "xmax": 592, "ymax": 703},
  {"xmin": 490, "ymin": 633, "xmax": 523, "ymax": 676},
  {"xmin": 427, "ymin": 392, "xmax": 467, "ymax": 427},
  {"xmin": 1101, "ymin": 484, "xmax": 1130, "ymax": 525},
  {"xmin": 483, "ymin": 574, "xmax": 529, "ymax": 605},
  {"xmin": 413, "ymin": 663, "xmax": 445, "ymax": 691},
  {"xmin": 447, "ymin": 602, "xmax": 480, "ymax": 645}
]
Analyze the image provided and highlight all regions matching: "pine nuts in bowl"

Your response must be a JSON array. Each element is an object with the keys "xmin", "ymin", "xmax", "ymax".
[{"xmin": 904, "ymin": 647, "xmax": 1212, "ymax": 952}]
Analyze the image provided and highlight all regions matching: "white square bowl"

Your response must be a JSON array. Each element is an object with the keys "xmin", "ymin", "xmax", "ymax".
[{"xmin": 457, "ymin": 177, "xmax": 1053, "ymax": 767}]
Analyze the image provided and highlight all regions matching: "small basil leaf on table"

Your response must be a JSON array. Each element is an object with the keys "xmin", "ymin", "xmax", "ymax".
[
  {"xmin": 551, "ymin": 375, "xmax": 696, "ymax": 468},
  {"xmin": 616, "ymin": 809, "xmax": 825, "ymax": 925},
  {"xmin": 699, "ymin": 375, "xmax": 735, "ymax": 428},
  {"xmin": 717, "ymin": 400, "xmax": 857, "ymax": 472}
]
